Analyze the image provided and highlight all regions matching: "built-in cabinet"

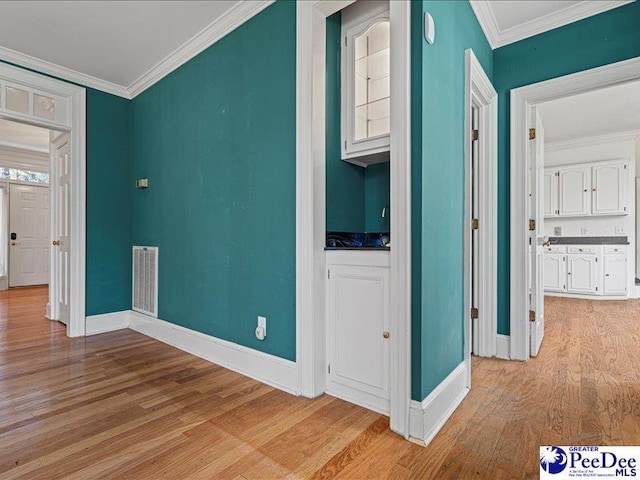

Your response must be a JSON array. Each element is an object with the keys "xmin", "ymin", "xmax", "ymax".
[
  {"xmin": 325, "ymin": 250, "xmax": 390, "ymax": 413},
  {"xmin": 543, "ymin": 245, "xmax": 628, "ymax": 298},
  {"xmin": 544, "ymin": 160, "xmax": 628, "ymax": 218}
]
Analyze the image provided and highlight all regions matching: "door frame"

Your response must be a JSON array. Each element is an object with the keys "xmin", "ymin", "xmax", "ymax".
[
  {"xmin": 510, "ymin": 56, "xmax": 640, "ymax": 360},
  {"xmin": 296, "ymin": 0, "xmax": 412, "ymax": 437},
  {"xmin": 0, "ymin": 62, "xmax": 86, "ymax": 337},
  {"xmin": 464, "ymin": 49, "xmax": 498, "ymax": 366}
]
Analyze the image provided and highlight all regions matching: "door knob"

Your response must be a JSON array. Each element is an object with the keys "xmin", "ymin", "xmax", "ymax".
[{"xmin": 383, "ymin": 331, "xmax": 390, "ymax": 339}]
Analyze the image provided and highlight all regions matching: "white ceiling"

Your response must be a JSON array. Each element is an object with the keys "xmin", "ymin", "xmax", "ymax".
[
  {"xmin": 537, "ymin": 80, "xmax": 640, "ymax": 144},
  {"xmin": 0, "ymin": 0, "xmax": 256, "ymax": 98},
  {"xmin": 470, "ymin": 1, "xmax": 633, "ymax": 49},
  {"xmin": 0, "ymin": 119, "xmax": 50, "ymax": 153}
]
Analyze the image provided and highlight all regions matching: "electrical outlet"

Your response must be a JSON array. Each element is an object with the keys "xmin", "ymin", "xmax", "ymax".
[
  {"xmin": 615, "ymin": 227, "xmax": 625, "ymax": 234},
  {"xmin": 255, "ymin": 316, "xmax": 267, "ymax": 341},
  {"xmin": 554, "ymin": 227, "xmax": 562, "ymax": 236},
  {"xmin": 581, "ymin": 227, "xmax": 589, "ymax": 235}
]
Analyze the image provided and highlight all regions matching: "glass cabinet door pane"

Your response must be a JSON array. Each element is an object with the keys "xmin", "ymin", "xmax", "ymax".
[
  {"xmin": 6, "ymin": 86, "xmax": 29, "ymax": 114},
  {"xmin": 352, "ymin": 19, "xmax": 390, "ymax": 142}
]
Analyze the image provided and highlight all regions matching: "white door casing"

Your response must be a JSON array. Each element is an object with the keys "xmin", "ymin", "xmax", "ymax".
[
  {"xmin": 0, "ymin": 62, "xmax": 86, "ymax": 337},
  {"xmin": 510, "ymin": 57, "xmax": 640, "ymax": 361},
  {"xmin": 9, "ymin": 184, "xmax": 49, "ymax": 287},
  {"xmin": 529, "ymin": 107, "xmax": 544, "ymax": 357}
]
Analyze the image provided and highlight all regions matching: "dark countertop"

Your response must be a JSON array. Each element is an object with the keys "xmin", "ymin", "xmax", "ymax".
[
  {"xmin": 549, "ymin": 236, "xmax": 628, "ymax": 245},
  {"xmin": 324, "ymin": 246, "xmax": 390, "ymax": 251}
]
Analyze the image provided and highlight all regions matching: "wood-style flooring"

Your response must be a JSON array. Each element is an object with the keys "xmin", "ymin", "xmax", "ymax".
[{"xmin": 1, "ymin": 287, "xmax": 639, "ymax": 479}]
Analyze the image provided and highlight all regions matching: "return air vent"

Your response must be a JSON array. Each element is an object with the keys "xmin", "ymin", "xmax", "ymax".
[{"xmin": 132, "ymin": 246, "xmax": 158, "ymax": 317}]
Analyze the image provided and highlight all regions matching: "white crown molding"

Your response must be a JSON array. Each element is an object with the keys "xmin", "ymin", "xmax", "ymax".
[
  {"xmin": 546, "ymin": 130, "xmax": 640, "ymax": 152},
  {"xmin": 127, "ymin": 0, "xmax": 275, "ymax": 98},
  {"xmin": 0, "ymin": 45, "xmax": 130, "ymax": 99},
  {"xmin": 470, "ymin": 1, "xmax": 633, "ymax": 50}
]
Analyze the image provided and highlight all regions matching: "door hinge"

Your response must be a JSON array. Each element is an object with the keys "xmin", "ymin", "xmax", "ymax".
[
  {"xmin": 529, "ymin": 128, "xmax": 536, "ymax": 140},
  {"xmin": 596, "ymin": 286, "xmax": 598, "ymax": 292},
  {"xmin": 328, "ymin": 364, "xmax": 331, "ymax": 374},
  {"xmin": 624, "ymin": 164, "xmax": 627, "ymax": 169},
  {"xmin": 328, "ymin": 269, "xmax": 331, "ymax": 279},
  {"xmin": 624, "ymin": 206, "xmax": 627, "ymax": 212},
  {"xmin": 529, "ymin": 310, "xmax": 536, "ymax": 322},
  {"xmin": 471, "ymin": 307, "xmax": 479, "ymax": 319},
  {"xmin": 344, "ymin": 36, "xmax": 347, "ymax": 47},
  {"xmin": 344, "ymin": 140, "xmax": 347, "ymax": 150},
  {"xmin": 472, "ymin": 129, "xmax": 479, "ymax": 141},
  {"xmin": 472, "ymin": 218, "xmax": 479, "ymax": 230},
  {"xmin": 529, "ymin": 219, "xmax": 536, "ymax": 231}
]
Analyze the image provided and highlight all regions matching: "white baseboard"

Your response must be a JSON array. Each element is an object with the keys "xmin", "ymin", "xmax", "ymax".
[
  {"xmin": 85, "ymin": 310, "xmax": 131, "ymax": 335},
  {"xmin": 496, "ymin": 334, "xmax": 510, "ymax": 360},
  {"xmin": 128, "ymin": 311, "xmax": 299, "ymax": 395},
  {"xmin": 409, "ymin": 361, "xmax": 469, "ymax": 446}
]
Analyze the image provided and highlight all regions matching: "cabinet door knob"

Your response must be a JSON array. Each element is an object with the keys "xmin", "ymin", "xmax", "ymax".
[{"xmin": 383, "ymin": 332, "xmax": 390, "ymax": 339}]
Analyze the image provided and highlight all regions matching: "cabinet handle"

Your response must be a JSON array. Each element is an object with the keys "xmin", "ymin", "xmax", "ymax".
[
  {"xmin": 605, "ymin": 273, "xmax": 610, "ymax": 277},
  {"xmin": 583, "ymin": 189, "xmax": 588, "ymax": 192},
  {"xmin": 592, "ymin": 188, "xmax": 596, "ymax": 192}
]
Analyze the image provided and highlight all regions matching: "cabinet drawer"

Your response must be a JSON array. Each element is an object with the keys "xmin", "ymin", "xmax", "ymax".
[
  {"xmin": 603, "ymin": 246, "xmax": 626, "ymax": 254},
  {"xmin": 544, "ymin": 246, "xmax": 566, "ymax": 254},
  {"xmin": 567, "ymin": 246, "xmax": 598, "ymax": 254}
]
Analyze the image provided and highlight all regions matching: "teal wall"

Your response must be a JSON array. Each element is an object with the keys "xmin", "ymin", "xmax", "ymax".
[
  {"xmin": 493, "ymin": 1, "xmax": 640, "ymax": 334},
  {"xmin": 412, "ymin": 0, "xmax": 493, "ymax": 399},
  {"xmin": 86, "ymin": 89, "xmax": 132, "ymax": 315},
  {"xmin": 325, "ymin": 12, "xmax": 391, "ymax": 234},
  {"xmin": 326, "ymin": 11, "xmax": 366, "ymax": 232},
  {"xmin": 0, "ymin": 60, "xmax": 133, "ymax": 316},
  {"xmin": 131, "ymin": 1, "xmax": 297, "ymax": 360}
]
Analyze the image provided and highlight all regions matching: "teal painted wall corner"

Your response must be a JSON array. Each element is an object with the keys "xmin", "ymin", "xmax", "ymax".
[
  {"xmin": 493, "ymin": 1, "xmax": 640, "ymax": 335},
  {"xmin": 412, "ymin": 0, "xmax": 493, "ymax": 400},
  {"xmin": 131, "ymin": 0, "xmax": 297, "ymax": 361}
]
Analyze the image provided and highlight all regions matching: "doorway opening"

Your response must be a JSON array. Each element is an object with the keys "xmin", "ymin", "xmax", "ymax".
[
  {"xmin": 510, "ymin": 57, "xmax": 640, "ymax": 360},
  {"xmin": 0, "ymin": 62, "xmax": 86, "ymax": 337}
]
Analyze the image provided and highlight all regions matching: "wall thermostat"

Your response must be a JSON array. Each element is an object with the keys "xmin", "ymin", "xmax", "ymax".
[
  {"xmin": 424, "ymin": 12, "xmax": 435, "ymax": 44},
  {"xmin": 136, "ymin": 178, "xmax": 149, "ymax": 189}
]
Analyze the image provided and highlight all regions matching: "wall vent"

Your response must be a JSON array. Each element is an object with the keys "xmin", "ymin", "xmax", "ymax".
[{"xmin": 132, "ymin": 246, "xmax": 158, "ymax": 317}]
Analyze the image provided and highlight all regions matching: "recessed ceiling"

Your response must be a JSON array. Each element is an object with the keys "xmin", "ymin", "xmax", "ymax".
[
  {"xmin": 0, "ymin": 1, "xmax": 266, "ymax": 98},
  {"xmin": 0, "ymin": 119, "xmax": 50, "ymax": 153},
  {"xmin": 537, "ymin": 80, "xmax": 640, "ymax": 143},
  {"xmin": 470, "ymin": 1, "xmax": 633, "ymax": 49}
]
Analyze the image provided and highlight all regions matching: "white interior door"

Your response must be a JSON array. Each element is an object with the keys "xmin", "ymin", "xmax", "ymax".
[
  {"xmin": 9, "ymin": 184, "xmax": 49, "ymax": 287},
  {"xmin": 529, "ymin": 106, "xmax": 545, "ymax": 357},
  {"xmin": 471, "ymin": 106, "xmax": 480, "ymax": 354},
  {"xmin": 52, "ymin": 133, "xmax": 70, "ymax": 325}
]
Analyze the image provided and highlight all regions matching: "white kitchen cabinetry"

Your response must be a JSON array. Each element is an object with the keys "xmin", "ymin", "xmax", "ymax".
[
  {"xmin": 544, "ymin": 244, "xmax": 628, "ymax": 298},
  {"xmin": 326, "ymin": 251, "xmax": 390, "ymax": 414},
  {"xmin": 592, "ymin": 162, "xmax": 627, "ymax": 215},
  {"xmin": 567, "ymin": 253, "xmax": 599, "ymax": 294},
  {"xmin": 603, "ymin": 253, "xmax": 627, "ymax": 295},
  {"xmin": 559, "ymin": 167, "xmax": 591, "ymax": 217},
  {"xmin": 543, "ymin": 170, "xmax": 559, "ymax": 217},
  {"xmin": 341, "ymin": 5, "xmax": 390, "ymax": 165},
  {"xmin": 544, "ymin": 159, "xmax": 629, "ymax": 218},
  {"xmin": 543, "ymin": 252, "xmax": 566, "ymax": 292}
]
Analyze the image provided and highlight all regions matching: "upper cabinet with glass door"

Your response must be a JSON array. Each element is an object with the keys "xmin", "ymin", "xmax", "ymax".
[{"xmin": 342, "ymin": 9, "xmax": 390, "ymax": 165}]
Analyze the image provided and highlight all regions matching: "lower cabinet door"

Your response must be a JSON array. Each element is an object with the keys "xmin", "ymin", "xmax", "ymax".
[
  {"xmin": 543, "ymin": 254, "xmax": 566, "ymax": 292},
  {"xmin": 603, "ymin": 254, "xmax": 627, "ymax": 295},
  {"xmin": 326, "ymin": 264, "xmax": 390, "ymax": 413},
  {"xmin": 567, "ymin": 254, "xmax": 598, "ymax": 294}
]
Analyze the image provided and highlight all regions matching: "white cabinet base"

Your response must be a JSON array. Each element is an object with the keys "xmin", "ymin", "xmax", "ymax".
[{"xmin": 545, "ymin": 292, "xmax": 628, "ymax": 301}]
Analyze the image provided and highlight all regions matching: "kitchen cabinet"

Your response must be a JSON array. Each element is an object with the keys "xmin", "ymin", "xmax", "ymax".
[
  {"xmin": 326, "ymin": 251, "xmax": 390, "ymax": 414},
  {"xmin": 559, "ymin": 166, "xmax": 591, "ymax": 216},
  {"xmin": 603, "ymin": 253, "xmax": 627, "ymax": 295},
  {"xmin": 543, "ymin": 253, "xmax": 565, "ymax": 292},
  {"xmin": 544, "ymin": 159, "xmax": 629, "ymax": 218},
  {"xmin": 567, "ymin": 253, "xmax": 599, "ymax": 294},
  {"xmin": 592, "ymin": 162, "xmax": 627, "ymax": 215},
  {"xmin": 341, "ymin": 6, "xmax": 390, "ymax": 164},
  {"xmin": 543, "ymin": 170, "xmax": 559, "ymax": 217}
]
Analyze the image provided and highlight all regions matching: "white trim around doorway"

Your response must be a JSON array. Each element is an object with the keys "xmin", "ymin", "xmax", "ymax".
[
  {"xmin": 509, "ymin": 56, "xmax": 640, "ymax": 361},
  {"xmin": 0, "ymin": 62, "xmax": 86, "ymax": 337},
  {"xmin": 464, "ymin": 49, "xmax": 498, "ymax": 370},
  {"xmin": 295, "ymin": 0, "xmax": 412, "ymax": 438}
]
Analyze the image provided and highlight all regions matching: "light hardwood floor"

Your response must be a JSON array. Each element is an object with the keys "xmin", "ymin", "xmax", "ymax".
[{"xmin": 1, "ymin": 287, "xmax": 639, "ymax": 479}]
